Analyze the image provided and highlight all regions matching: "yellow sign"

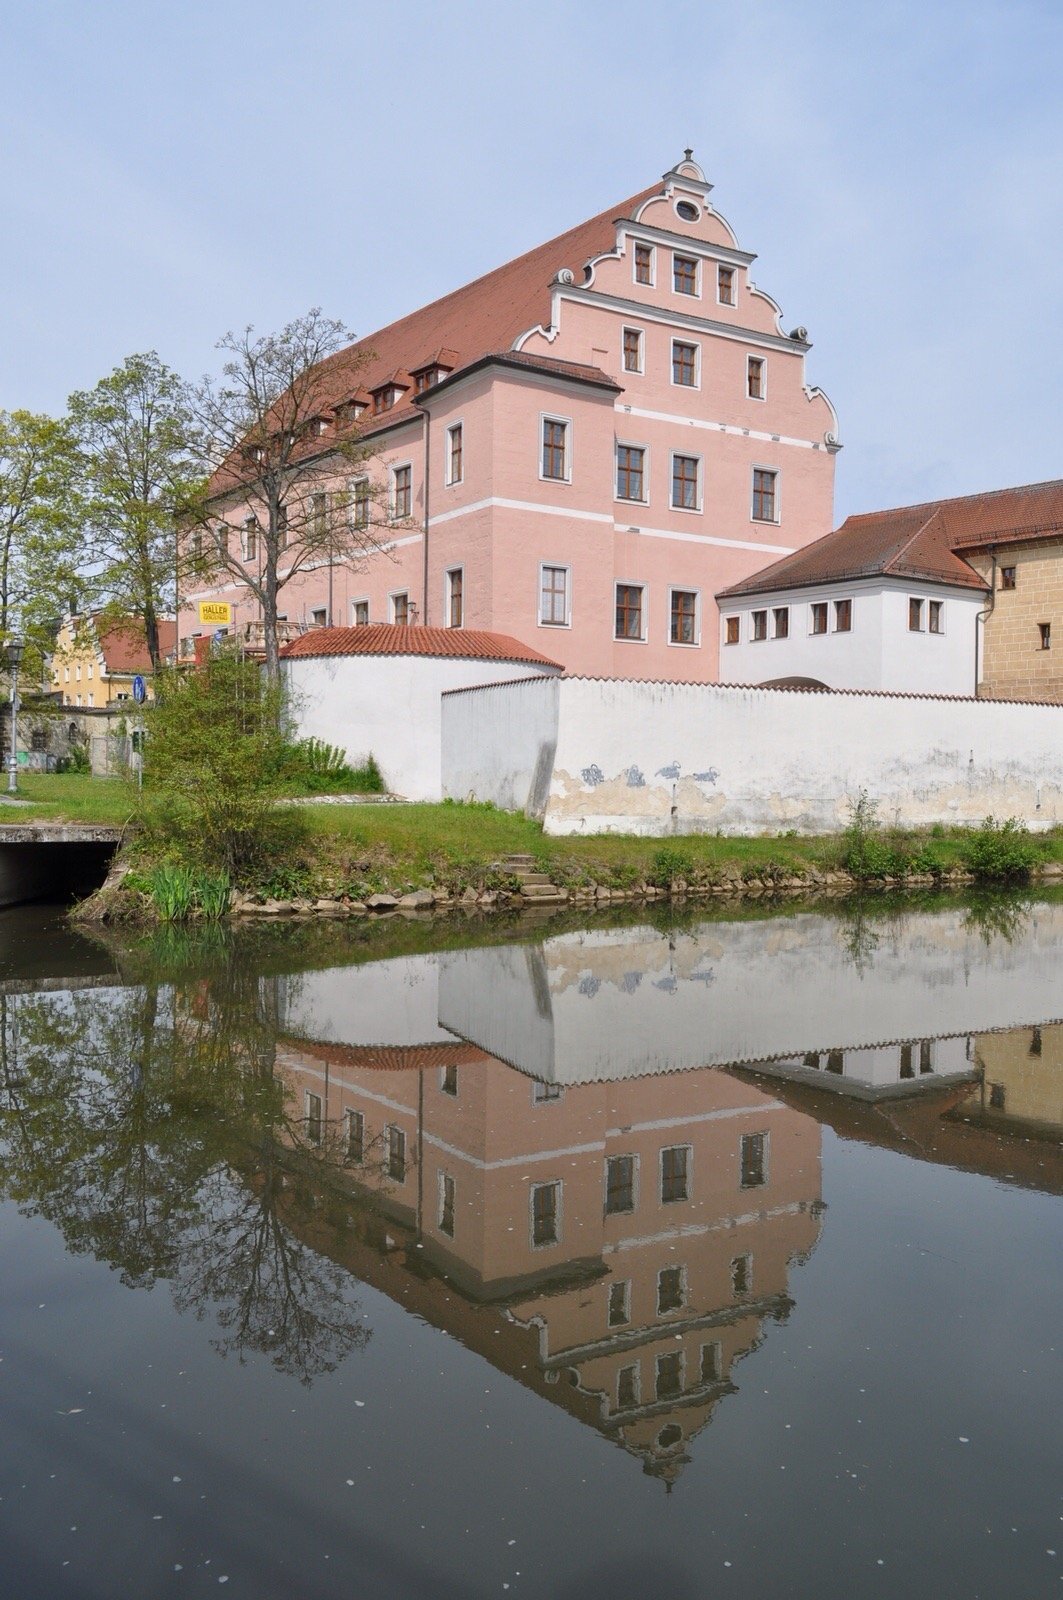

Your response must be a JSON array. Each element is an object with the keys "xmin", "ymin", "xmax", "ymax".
[{"xmin": 198, "ymin": 601, "xmax": 232, "ymax": 626}]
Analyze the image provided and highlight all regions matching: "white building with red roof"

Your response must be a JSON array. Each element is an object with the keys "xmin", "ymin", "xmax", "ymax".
[{"xmin": 188, "ymin": 154, "xmax": 839, "ymax": 682}]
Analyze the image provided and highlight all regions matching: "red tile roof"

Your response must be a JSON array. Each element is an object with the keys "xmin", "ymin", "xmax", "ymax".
[
  {"xmin": 719, "ymin": 478, "xmax": 1063, "ymax": 601},
  {"xmin": 208, "ymin": 184, "xmax": 659, "ymax": 494},
  {"xmin": 95, "ymin": 616, "xmax": 177, "ymax": 674},
  {"xmin": 280, "ymin": 623, "xmax": 562, "ymax": 670}
]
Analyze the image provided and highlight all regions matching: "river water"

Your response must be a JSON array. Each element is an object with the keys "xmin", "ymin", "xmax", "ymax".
[{"xmin": 0, "ymin": 894, "xmax": 1060, "ymax": 1599}]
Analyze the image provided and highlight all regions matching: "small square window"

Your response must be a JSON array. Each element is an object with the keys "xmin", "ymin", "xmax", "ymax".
[
  {"xmin": 1039, "ymin": 622, "xmax": 1051, "ymax": 650},
  {"xmin": 672, "ymin": 340, "xmax": 698, "ymax": 386},
  {"xmin": 605, "ymin": 1154, "xmax": 636, "ymax": 1214},
  {"xmin": 542, "ymin": 418, "xmax": 569, "ymax": 480},
  {"xmin": 438, "ymin": 1172, "xmax": 456, "ymax": 1237},
  {"xmin": 531, "ymin": 1181, "xmax": 560, "ymax": 1246},
  {"xmin": 673, "ymin": 254, "xmax": 698, "ymax": 295},
  {"xmin": 834, "ymin": 598, "xmax": 852, "ymax": 632},
  {"xmin": 616, "ymin": 445, "xmax": 645, "ymax": 501},
  {"xmin": 540, "ymin": 566, "xmax": 569, "ymax": 627},
  {"xmin": 752, "ymin": 468, "xmax": 777, "ymax": 522},
  {"xmin": 615, "ymin": 583, "xmax": 644, "ymax": 641},
  {"xmin": 724, "ymin": 615, "xmax": 740, "ymax": 645},
  {"xmin": 718, "ymin": 264, "xmax": 736, "ymax": 305},
  {"xmin": 752, "ymin": 610, "xmax": 768, "ymax": 642},
  {"xmin": 634, "ymin": 243, "xmax": 654, "ymax": 285},
  {"xmin": 909, "ymin": 597, "xmax": 924, "ymax": 632},
  {"xmin": 740, "ymin": 1131, "xmax": 767, "ymax": 1188},
  {"xmin": 928, "ymin": 600, "xmax": 943, "ymax": 634},
  {"xmin": 658, "ymin": 1265, "xmax": 684, "ymax": 1314},
  {"xmin": 608, "ymin": 1280, "xmax": 631, "ymax": 1327},
  {"xmin": 670, "ymin": 589, "xmax": 697, "ymax": 645},
  {"xmin": 671, "ymin": 453, "xmax": 700, "ymax": 510},
  {"xmin": 661, "ymin": 1144, "xmax": 689, "ymax": 1203},
  {"xmin": 1000, "ymin": 566, "xmax": 1017, "ymax": 590},
  {"xmin": 622, "ymin": 327, "xmax": 643, "ymax": 373},
  {"xmin": 773, "ymin": 606, "xmax": 789, "ymax": 639},
  {"xmin": 747, "ymin": 355, "xmax": 765, "ymax": 399}
]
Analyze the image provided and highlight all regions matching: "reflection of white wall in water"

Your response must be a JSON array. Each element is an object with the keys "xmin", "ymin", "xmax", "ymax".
[
  {"xmin": 437, "ymin": 904, "xmax": 1063, "ymax": 1083},
  {"xmin": 279, "ymin": 957, "xmax": 455, "ymax": 1048},
  {"xmin": 770, "ymin": 1034, "xmax": 972, "ymax": 1090}
]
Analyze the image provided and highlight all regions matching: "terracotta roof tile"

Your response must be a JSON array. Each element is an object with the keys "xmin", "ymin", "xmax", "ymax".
[
  {"xmin": 719, "ymin": 478, "xmax": 1063, "ymax": 601},
  {"xmin": 280, "ymin": 623, "xmax": 562, "ymax": 670},
  {"xmin": 95, "ymin": 616, "xmax": 177, "ymax": 674}
]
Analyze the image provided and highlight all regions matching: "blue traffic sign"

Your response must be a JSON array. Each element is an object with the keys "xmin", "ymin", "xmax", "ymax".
[{"xmin": 132, "ymin": 674, "xmax": 147, "ymax": 705}]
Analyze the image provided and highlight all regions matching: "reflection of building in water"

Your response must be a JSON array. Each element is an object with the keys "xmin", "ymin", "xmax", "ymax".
[
  {"xmin": 970, "ymin": 1023, "xmax": 1063, "ymax": 1139},
  {"xmin": 275, "ymin": 1034, "xmax": 823, "ymax": 1482}
]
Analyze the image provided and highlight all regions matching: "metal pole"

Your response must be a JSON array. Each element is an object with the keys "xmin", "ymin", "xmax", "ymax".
[{"xmin": 7, "ymin": 658, "xmax": 17, "ymax": 795}]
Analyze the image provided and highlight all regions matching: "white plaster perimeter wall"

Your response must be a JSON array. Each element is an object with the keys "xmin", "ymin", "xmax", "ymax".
[
  {"xmin": 442, "ymin": 675, "xmax": 560, "ymax": 815},
  {"xmin": 717, "ymin": 580, "xmax": 983, "ymax": 696},
  {"xmin": 278, "ymin": 957, "xmax": 456, "ymax": 1048},
  {"xmin": 284, "ymin": 654, "xmax": 558, "ymax": 801},
  {"xmin": 539, "ymin": 678, "xmax": 1063, "ymax": 835}
]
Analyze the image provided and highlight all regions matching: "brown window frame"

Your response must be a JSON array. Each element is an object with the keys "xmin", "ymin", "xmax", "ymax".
[
  {"xmin": 531, "ymin": 1180, "xmax": 560, "ymax": 1247},
  {"xmin": 392, "ymin": 464, "xmax": 412, "ymax": 520},
  {"xmin": 387, "ymin": 1124, "xmax": 406, "ymax": 1183},
  {"xmin": 717, "ymin": 264, "xmax": 736, "ymax": 305},
  {"xmin": 672, "ymin": 340, "xmax": 697, "ymax": 387},
  {"xmin": 616, "ymin": 444, "xmax": 645, "ymax": 501},
  {"xmin": 834, "ymin": 598, "xmax": 852, "ymax": 633},
  {"xmin": 673, "ymin": 253, "xmax": 698, "ymax": 296},
  {"xmin": 446, "ymin": 423, "xmax": 463, "ymax": 485},
  {"xmin": 724, "ymin": 615, "xmax": 740, "ymax": 645},
  {"xmin": 634, "ymin": 243, "xmax": 653, "ymax": 285},
  {"xmin": 752, "ymin": 609, "xmax": 768, "ymax": 642},
  {"xmin": 909, "ymin": 597, "xmax": 924, "ymax": 632},
  {"xmin": 752, "ymin": 468, "xmax": 777, "ymax": 522},
  {"xmin": 391, "ymin": 592, "xmax": 410, "ymax": 626},
  {"xmin": 660, "ymin": 1144, "xmax": 690, "ymax": 1204},
  {"xmin": 1039, "ymin": 621, "xmax": 1052, "ymax": 650},
  {"xmin": 740, "ymin": 1131, "xmax": 767, "ymax": 1189},
  {"xmin": 446, "ymin": 568, "xmax": 464, "ymax": 629},
  {"xmin": 615, "ymin": 583, "xmax": 644, "ymax": 642},
  {"xmin": 541, "ymin": 418, "xmax": 568, "ymax": 481},
  {"xmin": 928, "ymin": 600, "xmax": 943, "ymax": 634},
  {"xmin": 773, "ymin": 606, "xmax": 789, "ymax": 639},
  {"xmin": 622, "ymin": 327, "xmax": 643, "ymax": 373},
  {"xmin": 671, "ymin": 453, "xmax": 699, "ymax": 511},
  {"xmin": 605, "ymin": 1154, "xmax": 636, "ymax": 1215},
  {"xmin": 747, "ymin": 355, "xmax": 765, "ymax": 399},
  {"xmin": 670, "ymin": 589, "xmax": 697, "ymax": 645},
  {"xmin": 811, "ymin": 602, "xmax": 828, "ymax": 636},
  {"xmin": 540, "ymin": 564, "xmax": 569, "ymax": 627},
  {"xmin": 1000, "ymin": 565, "xmax": 1017, "ymax": 590}
]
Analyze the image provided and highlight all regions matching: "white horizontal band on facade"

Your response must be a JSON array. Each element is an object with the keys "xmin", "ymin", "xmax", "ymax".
[
  {"xmin": 185, "ymin": 531, "xmax": 428, "ymax": 603},
  {"xmin": 620, "ymin": 403, "xmax": 822, "ymax": 452},
  {"xmin": 609, "ymin": 1199, "xmax": 805, "ymax": 1254},
  {"xmin": 603, "ymin": 1101, "xmax": 785, "ymax": 1138},
  {"xmin": 429, "ymin": 495, "xmax": 793, "ymax": 555}
]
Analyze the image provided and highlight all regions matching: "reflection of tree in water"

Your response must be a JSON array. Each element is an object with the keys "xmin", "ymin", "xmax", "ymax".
[
  {"xmin": 0, "ymin": 935, "xmax": 370, "ymax": 1383},
  {"xmin": 838, "ymin": 905, "xmax": 881, "ymax": 976},
  {"xmin": 963, "ymin": 892, "xmax": 1031, "ymax": 949}
]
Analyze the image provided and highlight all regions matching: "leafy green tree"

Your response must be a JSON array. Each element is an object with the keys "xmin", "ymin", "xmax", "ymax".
[
  {"xmin": 0, "ymin": 408, "xmax": 82, "ymax": 674},
  {"xmin": 68, "ymin": 352, "xmax": 200, "ymax": 668}
]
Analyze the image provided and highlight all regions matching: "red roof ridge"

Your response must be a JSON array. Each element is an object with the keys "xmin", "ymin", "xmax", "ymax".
[{"xmin": 280, "ymin": 623, "xmax": 562, "ymax": 670}]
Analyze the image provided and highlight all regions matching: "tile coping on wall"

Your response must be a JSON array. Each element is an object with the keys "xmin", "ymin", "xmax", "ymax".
[{"xmin": 440, "ymin": 674, "xmax": 1063, "ymax": 708}]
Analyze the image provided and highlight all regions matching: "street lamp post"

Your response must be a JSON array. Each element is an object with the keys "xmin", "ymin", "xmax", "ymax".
[{"xmin": 3, "ymin": 636, "xmax": 23, "ymax": 796}]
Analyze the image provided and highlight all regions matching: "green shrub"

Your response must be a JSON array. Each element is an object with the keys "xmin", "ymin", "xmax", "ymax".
[
  {"xmin": 196, "ymin": 871, "xmax": 231, "ymax": 919},
  {"xmin": 275, "ymin": 739, "xmax": 385, "ymax": 794},
  {"xmin": 649, "ymin": 846, "xmax": 695, "ymax": 887},
  {"xmin": 842, "ymin": 790, "xmax": 907, "ymax": 879},
  {"xmin": 962, "ymin": 817, "xmax": 1040, "ymax": 881},
  {"xmin": 147, "ymin": 864, "xmax": 197, "ymax": 920}
]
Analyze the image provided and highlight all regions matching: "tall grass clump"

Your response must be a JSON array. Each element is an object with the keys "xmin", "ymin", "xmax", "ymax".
[
  {"xmin": 841, "ymin": 791, "xmax": 905, "ymax": 880},
  {"xmin": 961, "ymin": 817, "xmax": 1040, "ymax": 882},
  {"xmin": 147, "ymin": 864, "xmax": 197, "ymax": 920}
]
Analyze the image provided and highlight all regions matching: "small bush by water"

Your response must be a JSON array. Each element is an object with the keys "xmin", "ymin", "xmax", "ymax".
[{"xmin": 960, "ymin": 817, "xmax": 1040, "ymax": 881}]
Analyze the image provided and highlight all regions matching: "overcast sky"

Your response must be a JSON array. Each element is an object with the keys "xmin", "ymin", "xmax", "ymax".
[{"xmin": 2, "ymin": 0, "xmax": 1060, "ymax": 522}]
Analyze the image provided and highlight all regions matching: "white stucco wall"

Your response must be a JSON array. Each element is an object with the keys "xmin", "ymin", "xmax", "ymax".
[
  {"xmin": 717, "ymin": 578, "xmax": 983, "ymax": 696},
  {"xmin": 442, "ymin": 675, "xmax": 560, "ymax": 814},
  {"xmin": 442, "ymin": 675, "xmax": 1063, "ymax": 833},
  {"xmin": 283, "ymin": 652, "xmax": 558, "ymax": 800}
]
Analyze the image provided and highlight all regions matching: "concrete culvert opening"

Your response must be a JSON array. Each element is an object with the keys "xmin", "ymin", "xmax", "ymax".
[{"xmin": 0, "ymin": 830, "xmax": 122, "ymax": 908}]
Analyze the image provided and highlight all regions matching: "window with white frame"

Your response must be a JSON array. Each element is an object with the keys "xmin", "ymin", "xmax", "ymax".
[
  {"xmin": 391, "ymin": 464, "xmax": 412, "ymax": 519},
  {"xmin": 617, "ymin": 1363, "xmax": 640, "ymax": 1409},
  {"xmin": 752, "ymin": 468, "xmax": 778, "ymax": 522},
  {"xmin": 670, "ymin": 589, "xmax": 698, "ymax": 645},
  {"xmin": 244, "ymin": 519, "xmax": 258, "ymax": 560},
  {"xmin": 656, "ymin": 1350, "xmax": 683, "ymax": 1399},
  {"xmin": 672, "ymin": 339, "xmax": 698, "ymax": 387},
  {"xmin": 391, "ymin": 592, "xmax": 410, "ymax": 626},
  {"xmin": 717, "ymin": 263, "xmax": 737, "ymax": 305},
  {"xmin": 657, "ymin": 1264, "xmax": 684, "ymax": 1314},
  {"xmin": 616, "ymin": 444, "xmax": 646, "ymax": 501},
  {"xmin": 747, "ymin": 355, "xmax": 765, "ymax": 399},
  {"xmin": 724, "ymin": 615, "xmax": 740, "ymax": 645},
  {"xmin": 446, "ymin": 568, "xmax": 464, "ymax": 628},
  {"xmin": 615, "ymin": 583, "xmax": 644, "ymax": 641},
  {"xmin": 740, "ymin": 1131, "xmax": 768, "ymax": 1188},
  {"xmin": 352, "ymin": 599, "xmax": 369, "ymax": 626},
  {"xmin": 633, "ymin": 242, "xmax": 654, "ymax": 285},
  {"xmin": 446, "ymin": 423, "xmax": 463, "ymax": 485},
  {"xmin": 346, "ymin": 1109, "xmax": 364, "ymax": 1163},
  {"xmin": 773, "ymin": 606, "xmax": 789, "ymax": 639},
  {"xmin": 622, "ymin": 327, "xmax": 644, "ymax": 373},
  {"xmin": 608, "ymin": 1279, "xmax": 631, "ymax": 1328},
  {"xmin": 701, "ymin": 1341, "xmax": 722, "ymax": 1384},
  {"xmin": 660, "ymin": 1144, "xmax": 690, "ymax": 1203},
  {"xmin": 305, "ymin": 1092, "xmax": 322, "ymax": 1146},
  {"xmin": 541, "ymin": 417, "xmax": 569, "ymax": 481},
  {"xmin": 752, "ymin": 609, "xmax": 768, "ymax": 642},
  {"xmin": 348, "ymin": 477, "xmax": 369, "ymax": 530},
  {"xmin": 928, "ymin": 600, "xmax": 944, "ymax": 634},
  {"xmin": 605, "ymin": 1154, "xmax": 636, "ymax": 1215},
  {"xmin": 671, "ymin": 453, "xmax": 700, "ymax": 511},
  {"xmin": 539, "ymin": 564, "xmax": 569, "ymax": 626},
  {"xmin": 438, "ymin": 1171, "xmax": 456, "ymax": 1237},
  {"xmin": 834, "ymin": 598, "xmax": 852, "ymax": 633},
  {"xmin": 310, "ymin": 608, "xmax": 327, "ymax": 627},
  {"xmin": 811, "ymin": 602, "xmax": 828, "ymax": 635},
  {"xmin": 909, "ymin": 597, "xmax": 924, "ymax": 632},
  {"xmin": 440, "ymin": 1062, "xmax": 458, "ymax": 1096},
  {"xmin": 387, "ymin": 1125, "xmax": 406, "ymax": 1183}
]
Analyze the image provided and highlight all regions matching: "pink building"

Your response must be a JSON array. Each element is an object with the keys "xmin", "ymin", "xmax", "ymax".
[{"xmin": 187, "ymin": 154, "xmax": 840, "ymax": 681}]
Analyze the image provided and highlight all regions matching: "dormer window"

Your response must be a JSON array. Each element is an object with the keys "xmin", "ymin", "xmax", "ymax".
[
  {"xmin": 411, "ymin": 362, "xmax": 452, "ymax": 393},
  {"xmin": 373, "ymin": 385, "xmax": 403, "ymax": 415},
  {"xmin": 315, "ymin": 419, "xmax": 329, "ymax": 437}
]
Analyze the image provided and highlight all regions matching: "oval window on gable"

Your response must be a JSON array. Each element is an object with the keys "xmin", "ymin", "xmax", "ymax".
[{"xmin": 676, "ymin": 200, "xmax": 699, "ymax": 222}]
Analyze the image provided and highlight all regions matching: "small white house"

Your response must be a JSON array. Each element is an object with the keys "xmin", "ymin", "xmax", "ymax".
[
  {"xmin": 281, "ymin": 624, "xmax": 562, "ymax": 800},
  {"xmin": 716, "ymin": 504, "xmax": 989, "ymax": 695}
]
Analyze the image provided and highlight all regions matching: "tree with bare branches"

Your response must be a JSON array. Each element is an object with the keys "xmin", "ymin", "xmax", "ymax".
[{"xmin": 188, "ymin": 310, "xmax": 395, "ymax": 681}]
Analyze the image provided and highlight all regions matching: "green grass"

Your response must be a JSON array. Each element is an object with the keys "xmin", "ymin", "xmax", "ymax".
[{"xmin": 0, "ymin": 772, "xmax": 135, "ymax": 826}]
